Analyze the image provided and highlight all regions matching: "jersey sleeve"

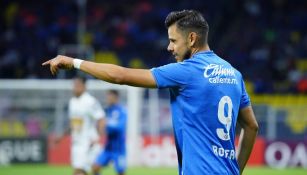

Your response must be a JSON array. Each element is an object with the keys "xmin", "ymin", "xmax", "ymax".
[
  {"xmin": 151, "ymin": 62, "xmax": 191, "ymax": 89},
  {"xmin": 240, "ymin": 79, "xmax": 251, "ymax": 109},
  {"xmin": 90, "ymin": 99, "xmax": 105, "ymax": 120}
]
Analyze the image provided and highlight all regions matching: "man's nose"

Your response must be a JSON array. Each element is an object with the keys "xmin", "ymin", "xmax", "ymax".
[{"xmin": 167, "ymin": 44, "xmax": 173, "ymax": 52}]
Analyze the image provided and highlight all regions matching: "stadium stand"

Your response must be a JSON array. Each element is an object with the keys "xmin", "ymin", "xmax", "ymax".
[{"xmin": 0, "ymin": 0, "xmax": 306, "ymax": 94}]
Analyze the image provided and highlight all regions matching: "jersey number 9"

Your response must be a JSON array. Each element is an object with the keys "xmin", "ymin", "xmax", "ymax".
[{"xmin": 216, "ymin": 96, "xmax": 233, "ymax": 141}]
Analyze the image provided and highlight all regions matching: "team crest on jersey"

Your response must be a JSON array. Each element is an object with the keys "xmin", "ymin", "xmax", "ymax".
[{"xmin": 204, "ymin": 64, "xmax": 238, "ymax": 84}]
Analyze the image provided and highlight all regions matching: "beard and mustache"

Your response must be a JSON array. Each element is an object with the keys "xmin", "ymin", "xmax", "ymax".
[{"xmin": 174, "ymin": 49, "xmax": 192, "ymax": 62}]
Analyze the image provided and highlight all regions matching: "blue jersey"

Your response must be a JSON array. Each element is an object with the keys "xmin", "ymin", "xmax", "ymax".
[
  {"xmin": 104, "ymin": 104, "xmax": 127, "ymax": 153},
  {"xmin": 170, "ymin": 88, "xmax": 183, "ymax": 174},
  {"xmin": 151, "ymin": 50, "xmax": 250, "ymax": 175}
]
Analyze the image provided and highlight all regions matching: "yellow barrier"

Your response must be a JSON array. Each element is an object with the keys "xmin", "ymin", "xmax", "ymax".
[{"xmin": 250, "ymin": 94, "xmax": 307, "ymax": 134}]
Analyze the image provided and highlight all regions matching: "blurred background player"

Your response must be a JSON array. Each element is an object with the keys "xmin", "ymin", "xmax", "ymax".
[
  {"xmin": 54, "ymin": 76, "xmax": 105, "ymax": 175},
  {"xmin": 93, "ymin": 90, "xmax": 127, "ymax": 175}
]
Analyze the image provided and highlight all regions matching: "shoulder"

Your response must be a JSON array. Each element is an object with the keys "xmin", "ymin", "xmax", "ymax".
[
  {"xmin": 153, "ymin": 61, "xmax": 192, "ymax": 70},
  {"xmin": 117, "ymin": 105, "xmax": 127, "ymax": 114},
  {"xmin": 83, "ymin": 92, "xmax": 99, "ymax": 105},
  {"xmin": 83, "ymin": 92, "xmax": 95, "ymax": 100},
  {"xmin": 151, "ymin": 61, "xmax": 193, "ymax": 78}
]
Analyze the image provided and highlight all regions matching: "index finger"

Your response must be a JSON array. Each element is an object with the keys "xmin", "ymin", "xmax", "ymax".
[{"xmin": 42, "ymin": 59, "xmax": 52, "ymax": 66}]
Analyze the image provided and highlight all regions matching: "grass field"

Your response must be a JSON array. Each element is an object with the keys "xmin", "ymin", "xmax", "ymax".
[{"xmin": 0, "ymin": 165, "xmax": 306, "ymax": 175}]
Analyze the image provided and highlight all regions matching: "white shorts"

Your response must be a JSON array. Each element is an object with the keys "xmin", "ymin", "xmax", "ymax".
[{"xmin": 71, "ymin": 143, "xmax": 101, "ymax": 172}]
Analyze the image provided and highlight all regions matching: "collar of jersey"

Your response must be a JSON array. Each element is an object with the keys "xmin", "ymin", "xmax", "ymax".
[{"xmin": 193, "ymin": 50, "xmax": 214, "ymax": 57}]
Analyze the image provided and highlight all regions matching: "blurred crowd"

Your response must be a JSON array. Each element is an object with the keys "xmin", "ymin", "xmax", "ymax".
[
  {"xmin": 0, "ymin": 109, "xmax": 44, "ymax": 137},
  {"xmin": 0, "ymin": 0, "xmax": 307, "ymax": 93}
]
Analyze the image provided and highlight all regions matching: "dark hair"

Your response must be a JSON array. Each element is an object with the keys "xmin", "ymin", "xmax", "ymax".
[
  {"xmin": 108, "ymin": 89, "xmax": 119, "ymax": 97},
  {"xmin": 165, "ymin": 10, "xmax": 209, "ymax": 43},
  {"xmin": 74, "ymin": 75, "xmax": 87, "ymax": 84}
]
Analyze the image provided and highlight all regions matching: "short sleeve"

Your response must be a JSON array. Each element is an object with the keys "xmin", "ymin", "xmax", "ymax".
[
  {"xmin": 151, "ymin": 62, "xmax": 191, "ymax": 89},
  {"xmin": 240, "ymin": 79, "xmax": 251, "ymax": 109},
  {"xmin": 90, "ymin": 99, "xmax": 105, "ymax": 120}
]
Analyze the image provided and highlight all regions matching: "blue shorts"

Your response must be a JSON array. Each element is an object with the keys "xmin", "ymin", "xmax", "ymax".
[{"xmin": 95, "ymin": 150, "xmax": 127, "ymax": 173}]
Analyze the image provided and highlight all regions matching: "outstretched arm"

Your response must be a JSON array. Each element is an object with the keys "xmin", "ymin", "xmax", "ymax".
[
  {"xmin": 236, "ymin": 106, "xmax": 259, "ymax": 175},
  {"xmin": 42, "ymin": 55, "xmax": 157, "ymax": 88}
]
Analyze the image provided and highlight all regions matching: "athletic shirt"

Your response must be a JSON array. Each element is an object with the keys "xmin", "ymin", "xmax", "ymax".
[
  {"xmin": 68, "ymin": 92, "xmax": 105, "ymax": 146},
  {"xmin": 105, "ymin": 104, "xmax": 127, "ymax": 153},
  {"xmin": 151, "ymin": 50, "xmax": 250, "ymax": 175}
]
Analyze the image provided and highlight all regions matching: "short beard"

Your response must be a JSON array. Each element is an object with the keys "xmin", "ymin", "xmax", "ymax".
[{"xmin": 182, "ymin": 49, "xmax": 192, "ymax": 61}]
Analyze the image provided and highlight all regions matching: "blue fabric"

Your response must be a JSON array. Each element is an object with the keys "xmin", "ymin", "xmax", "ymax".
[
  {"xmin": 151, "ymin": 50, "xmax": 251, "ymax": 175},
  {"xmin": 169, "ymin": 88, "xmax": 183, "ymax": 175},
  {"xmin": 104, "ymin": 104, "xmax": 127, "ymax": 153},
  {"xmin": 95, "ymin": 150, "xmax": 127, "ymax": 173},
  {"xmin": 95, "ymin": 103, "xmax": 127, "ymax": 173}
]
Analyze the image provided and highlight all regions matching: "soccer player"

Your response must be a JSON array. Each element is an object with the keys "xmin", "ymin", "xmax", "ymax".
[
  {"xmin": 54, "ymin": 76, "xmax": 106, "ymax": 175},
  {"xmin": 43, "ymin": 10, "xmax": 259, "ymax": 175},
  {"xmin": 92, "ymin": 90, "xmax": 127, "ymax": 175}
]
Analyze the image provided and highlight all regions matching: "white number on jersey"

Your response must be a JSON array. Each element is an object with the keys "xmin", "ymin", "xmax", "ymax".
[{"xmin": 216, "ymin": 96, "xmax": 233, "ymax": 141}]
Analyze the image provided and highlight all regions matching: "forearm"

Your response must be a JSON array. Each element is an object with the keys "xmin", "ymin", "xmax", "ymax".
[
  {"xmin": 80, "ymin": 61, "xmax": 126, "ymax": 84},
  {"xmin": 79, "ymin": 61, "xmax": 156, "ymax": 88},
  {"xmin": 42, "ymin": 55, "xmax": 157, "ymax": 88},
  {"xmin": 236, "ymin": 128, "xmax": 258, "ymax": 174},
  {"xmin": 97, "ymin": 118, "xmax": 106, "ymax": 136}
]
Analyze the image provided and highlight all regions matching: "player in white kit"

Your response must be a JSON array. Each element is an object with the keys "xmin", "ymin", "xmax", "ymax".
[{"xmin": 57, "ymin": 76, "xmax": 105, "ymax": 175}]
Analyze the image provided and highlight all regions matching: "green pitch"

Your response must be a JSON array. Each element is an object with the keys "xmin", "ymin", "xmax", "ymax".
[{"xmin": 0, "ymin": 165, "xmax": 306, "ymax": 175}]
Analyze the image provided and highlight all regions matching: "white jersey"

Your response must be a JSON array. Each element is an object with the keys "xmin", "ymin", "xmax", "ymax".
[{"xmin": 68, "ymin": 92, "xmax": 105, "ymax": 146}]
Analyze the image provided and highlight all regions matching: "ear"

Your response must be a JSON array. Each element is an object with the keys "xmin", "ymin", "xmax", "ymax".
[{"xmin": 188, "ymin": 32, "xmax": 197, "ymax": 47}]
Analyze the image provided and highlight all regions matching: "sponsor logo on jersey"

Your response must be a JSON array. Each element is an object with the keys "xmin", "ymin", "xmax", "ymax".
[{"xmin": 204, "ymin": 64, "xmax": 238, "ymax": 84}]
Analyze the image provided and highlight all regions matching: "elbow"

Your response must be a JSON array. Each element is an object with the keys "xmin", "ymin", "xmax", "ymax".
[
  {"xmin": 248, "ymin": 121, "xmax": 259, "ymax": 133},
  {"xmin": 241, "ymin": 120, "xmax": 259, "ymax": 133},
  {"xmin": 111, "ymin": 74, "xmax": 125, "ymax": 84},
  {"xmin": 108, "ymin": 68, "xmax": 126, "ymax": 84}
]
